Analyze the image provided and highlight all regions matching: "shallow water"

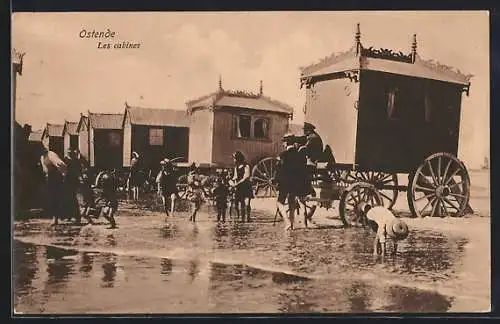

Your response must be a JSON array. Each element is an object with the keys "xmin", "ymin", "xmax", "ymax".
[{"xmin": 13, "ymin": 202, "xmax": 475, "ymax": 314}]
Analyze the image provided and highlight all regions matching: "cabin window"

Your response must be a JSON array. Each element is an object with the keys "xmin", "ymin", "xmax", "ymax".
[
  {"xmin": 387, "ymin": 87, "xmax": 400, "ymax": 120},
  {"xmin": 234, "ymin": 115, "xmax": 252, "ymax": 138},
  {"xmin": 108, "ymin": 132, "xmax": 121, "ymax": 146},
  {"xmin": 253, "ymin": 118, "xmax": 269, "ymax": 139},
  {"xmin": 232, "ymin": 114, "xmax": 270, "ymax": 140},
  {"xmin": 149, "ymin": 128, "xmax": 163, "ymax": 146}
]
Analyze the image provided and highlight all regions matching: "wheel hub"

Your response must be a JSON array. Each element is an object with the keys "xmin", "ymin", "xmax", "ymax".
[{"xmin": 436, "ymin": 185, "xmax": 450, "ymax": 199}]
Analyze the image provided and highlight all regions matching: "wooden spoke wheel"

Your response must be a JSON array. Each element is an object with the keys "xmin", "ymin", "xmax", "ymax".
[
  {"xmin": 408, "ymin": 152, "xmax": 471, "ymax": 218},
  {"xmin": 339, "ymin": 182, "xmax": 383, "ymax": 228},
  {"xmin": 251, "ymin": 157, "xmax": 279, "ymax": 198},
  {"xmin": 344, "ymin": 171, "xmax": 399, "ymax": 209}
]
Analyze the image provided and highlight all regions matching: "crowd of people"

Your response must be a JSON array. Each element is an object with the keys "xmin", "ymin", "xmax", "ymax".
[{"xmin": 23, "ymin": 121, "xmax": 409, "ymax": 257}]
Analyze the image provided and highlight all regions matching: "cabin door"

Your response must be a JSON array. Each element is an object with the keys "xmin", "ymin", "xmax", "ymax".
[{"xmin": 94, "ymin": 131, "xmax": 122, "ymax": 170}]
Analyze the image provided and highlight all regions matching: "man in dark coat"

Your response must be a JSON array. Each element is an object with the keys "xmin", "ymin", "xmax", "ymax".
[
  {"xmin": 300, "ymin": 122, "xmax": 324, "ymax": 163},
  {"xmin": 276, "ymin": 133, "xmax": 307, "ymax": 231}
]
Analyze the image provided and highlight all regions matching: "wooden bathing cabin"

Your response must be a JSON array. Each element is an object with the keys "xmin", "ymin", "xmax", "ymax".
[
  {"xmin": 299, "ymin": 24, "xmax": 472, "ymax": 174},
  {"xmin": 77, "ymin": 111, "xmax": 123, "ymax": 170},
  {"xmin": 62, "ymin": 120, "xmax": 79, "ymax": 157},
  {"xmin": 41, "ymin": 123, "xmax": 64, "ymax": 157},
  {"xmin": 122, "ymin": 103, "xmax": 190, "ymax": 171},
  {"xmin": 76, "ymin": 114, "xmax": 90, "ymax": 162},
  {"xmin": 186, "ymin": 78, "xmax": 294, "ymax": 169}
]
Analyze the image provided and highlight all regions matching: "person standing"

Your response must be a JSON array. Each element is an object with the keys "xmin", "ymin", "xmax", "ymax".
[
  {"xmin": 275, "ymin": 133, "xmax": 306, "ymax": 231},
  {"xmin": 187, "ymin": 163, "xmax": 204, "ymax": 222},
  {"xmin": 230, "ymin": 151, "xmax": 253, "ymax": 223},
  {"xmin": 212, "ymin": 176, "xmax": 230, "ymax": 223},
  {"xmin": 156, "ymin": 159, "xmax": 179, "ymax": 217},
  {"xmin": 95, "ymin": 170, "xmax": 118, "ymax": 229},
  {"xmin": 39, "ymin": 145, "xmax": 67, "ymax": 225},
  {"xmin": 127, "ymin": 152, "xmax": 141, "ymax": 201},
  {"xmin": 63, "ymin": 149, "xmax": 83, "ymax": 223}
]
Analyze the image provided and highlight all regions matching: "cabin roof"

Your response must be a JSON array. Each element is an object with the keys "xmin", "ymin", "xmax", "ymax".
[
  {"xmin": 88, "ymin": 112, "xmax": 123, "ymax": 130},
  {"xmin": 186, "ymin": 89, "xmax": 294, "ymax": 115},
  {"xmin": 28, "ymin": 130, "xmax": 43, "ymax": 142},
  {"xmin": 76, "ymin": 115, "xmax": 89, "ymax": 132},
  {"xmin": 300, "ymin": 33, "xmax": 472, "ymax": 86},
  {"xmin": 124, "ymin": 106, "xmax": 189, "ymax": 127},
  {"xmin": 63, "ymin": 121, "xmax": 78, "ymax": 135},
  {"xmin": 43, "ymin": 123, "xmax": 64, "ymax": 138}
]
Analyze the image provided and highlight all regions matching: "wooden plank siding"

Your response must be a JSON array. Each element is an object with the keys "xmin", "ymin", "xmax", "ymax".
[
  {"xmin": 188, "ymin": 108, "xmax": 214, "ymax": 165},
  {"xmin": 123, "ymin": 113, "xmax": 132, "ymax": 167},
  {"xmin": 127, "ymin": 125, "xmax": 189, "ymax": 171},
  {"xmin": 356, "ymin": 70, "xmax": 463, "ymax": 173},
  {"xmin": 304, "ymin": 76, "xmax": 360, "ymax": 165},
  {"xmin": 92, "ymin": 129, "xmax": 123, "ymax": 170},
  {"xmin": 64, "ymin": 134, "xmax": 78, "ymax": 156},
  {"xmin": 211, "ymin": 108, "xmax": 288, "ymax": 167},
  {"xmin": 78, "ymin": 119, "xmax": 90, "ymax": 162}
]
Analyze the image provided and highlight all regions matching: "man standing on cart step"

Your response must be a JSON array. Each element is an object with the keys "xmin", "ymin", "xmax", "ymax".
[
  {"xmin": 276, "ymin": 133, "xmax": 307, "ymax": 231},
  {"xmin": 300, "ymin": 122, "xmax": 324, "ymax": 164}
]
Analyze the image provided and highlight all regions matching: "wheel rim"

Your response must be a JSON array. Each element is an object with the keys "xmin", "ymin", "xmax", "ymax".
[
  {"xmin": 339, "ymin": 182, "xmax": 383, "ymax": 227},
  {"xmin": 251, "ymin": 157, "xmax": 278, "ymax": 198},
  {"xmin": 347, "ymin": 171, "xmax": 398, "ymax": 209},
  {"xmin": 408, "ymin": 153, "xmax": 470, "ymax": 218}
]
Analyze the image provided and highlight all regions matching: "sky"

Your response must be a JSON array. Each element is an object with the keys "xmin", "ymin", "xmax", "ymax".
[{"xmin": 12, "ymin": 11, "xmax": 489, "ymax": 169}]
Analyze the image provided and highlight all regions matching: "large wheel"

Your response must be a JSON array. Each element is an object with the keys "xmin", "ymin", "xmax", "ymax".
[
  {"xmin": 251, "ymin": 157, "xmax": 279, "ymax": 198},
  {"xmin": 407, "ymin": 152, "xmax": 471, "ymax": 218},
  {"xmin": 344, "ymin": 171, "xmax": 399, "ymax": 209},
  {"xmin": 339, "ymin": 182, "xmax": 383, "ymax": 227}
]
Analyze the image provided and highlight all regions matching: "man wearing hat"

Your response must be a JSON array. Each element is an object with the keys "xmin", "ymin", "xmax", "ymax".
[
  {"xmin": 300, "ymin": 122, "xmax": 324, "ymax": 164},
  {"xmin": 360, "ymin": 203, "xmax": 409, "ymax": 257},
  {"xmin": 275, "ymin": 132, "xmax": 307, "ymax": 230},
  {"xmin": 156, "ymin": 158, "xmax": 179, "ymax": 217}
]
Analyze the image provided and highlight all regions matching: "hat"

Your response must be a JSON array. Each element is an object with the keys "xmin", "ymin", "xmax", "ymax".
[
  {"xmin": 386, "ymin": 219, "xmax": 409, "ymax": 241},
  {"xmin": 132, "ymin": 152, "xmax": 139, "ymax": 158},
  {"xmin": 232, "ymin": 151, "xmax": 245, "ymax": 162},
  {"xmin": 303, "ymin": 122, "xmax": 316, "ymax": 131}
]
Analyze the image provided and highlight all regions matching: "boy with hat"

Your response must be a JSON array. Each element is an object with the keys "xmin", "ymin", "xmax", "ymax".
[{"xmin": 360, "ymin": 202, "xmax": 409, "ymax": 257}]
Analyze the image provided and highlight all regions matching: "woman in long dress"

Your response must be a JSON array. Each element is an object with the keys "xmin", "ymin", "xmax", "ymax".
[{"xmin": 39, "ymin": 146, "xmax": 67, "ymax": 225}]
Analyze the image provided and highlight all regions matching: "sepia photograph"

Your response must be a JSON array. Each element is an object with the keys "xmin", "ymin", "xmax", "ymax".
[{"xmin": 12, "ymin": 11, "xmax": 490, "ymax": 314}]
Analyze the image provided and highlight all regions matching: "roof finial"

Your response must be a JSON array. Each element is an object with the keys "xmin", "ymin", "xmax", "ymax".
[
  {"xmin": 355, "ymin": 23, "xmax": 361, "ymax": 55},
  {"xmin": 411, "ymin": 34, "xmax": 418, "ymax": 63},
  {"xmin": 218, "ymin": 74, "xmax": 223, "ymax": 92},
  {"xmin": 259, "ymin": 80, "xmax": 263, "ymax": 96}
]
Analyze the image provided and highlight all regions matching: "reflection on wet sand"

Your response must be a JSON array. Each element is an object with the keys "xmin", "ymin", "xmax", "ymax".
[
  {"xmin": 13, "ymin": 240, "xmax": 456, "ymax": 314},
  {"xmin": 101, "ymin": 253, "xmax": 117, "ymax": 288}
]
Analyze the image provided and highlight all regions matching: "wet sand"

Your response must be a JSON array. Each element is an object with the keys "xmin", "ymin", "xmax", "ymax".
[{"xmin": 13, "ymin": 170, "xmax": 490, "ymax": 314}]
